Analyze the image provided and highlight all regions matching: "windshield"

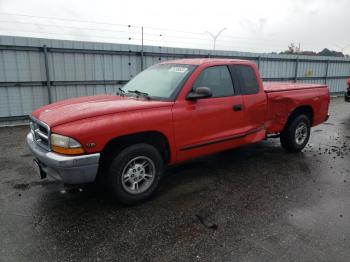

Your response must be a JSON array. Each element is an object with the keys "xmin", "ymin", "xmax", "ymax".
[{"xmin": 121, "ymin": 64, "xmax": 196, "ymax": 100}]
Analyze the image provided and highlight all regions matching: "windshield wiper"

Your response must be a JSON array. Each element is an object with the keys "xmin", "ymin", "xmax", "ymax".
[
  {"xmin": 127, "ymin": 90, "xmax": 151, "ymax": 99},
  {"xmin": 116, "ymin": 87, "xmax": 126, "ymax": 96}
]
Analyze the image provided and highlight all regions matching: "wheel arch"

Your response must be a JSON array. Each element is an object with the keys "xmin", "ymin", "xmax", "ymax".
[
  {"xmin": 284, "ymin": 105, "xmax": 314, "ymax": 130},
  {"xmin": 97, "ymin": 131, "xmax": 171, "ymax": 179}
]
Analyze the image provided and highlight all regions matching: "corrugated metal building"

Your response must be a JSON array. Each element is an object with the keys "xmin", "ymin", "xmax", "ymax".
[{"xmin": 0, "ymin": 35, "xmax": 349, "ymax": 125}]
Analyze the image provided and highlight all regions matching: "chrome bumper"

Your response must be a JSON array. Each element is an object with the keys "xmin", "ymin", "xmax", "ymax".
[{"xmin": 26, "ymin": 133, "xmax": 100, "ymax": 184}]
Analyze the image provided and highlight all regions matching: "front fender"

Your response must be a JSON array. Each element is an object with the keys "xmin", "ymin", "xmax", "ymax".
[{"xmin": 51, "ymin": 107, "xmax": 176, "ymax": 162}]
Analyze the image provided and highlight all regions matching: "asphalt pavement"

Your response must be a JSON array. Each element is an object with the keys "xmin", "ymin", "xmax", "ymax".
[{"xmin": 0, "ymin": 97, "xmax": 349, "ymax": 262}]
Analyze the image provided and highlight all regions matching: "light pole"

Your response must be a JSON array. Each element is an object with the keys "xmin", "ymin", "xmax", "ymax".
[
  {"xmin": 205, "ymin": 28, "xmax": 227, "ymax": 51},
  {"xmin": 335, "ymin": 44, "xmax": 350, "ymax": 54}
]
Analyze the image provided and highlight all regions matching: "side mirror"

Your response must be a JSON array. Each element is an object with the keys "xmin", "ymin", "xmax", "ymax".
[{"xmin": 186, "ymin": 86, "xmax": 212, "ymax": 100}]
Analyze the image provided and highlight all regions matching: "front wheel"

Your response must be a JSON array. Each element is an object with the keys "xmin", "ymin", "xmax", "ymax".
[
  {"xmin": 107, "ymin": 143, "xmax": 164, "ymax": 205},
  {"xmin": 280, "ymin": 114, "xmax": 311, "ymax": 152}
]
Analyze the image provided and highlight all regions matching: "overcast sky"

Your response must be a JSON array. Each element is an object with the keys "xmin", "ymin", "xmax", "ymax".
[{"xmin": 0, "ymin": 0, "xmax": 349, "ymax": 54}]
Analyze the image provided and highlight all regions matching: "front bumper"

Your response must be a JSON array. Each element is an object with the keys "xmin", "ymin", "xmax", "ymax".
[
  {"xmin": 345, "ymin": 89, "xmax": 350, "ymax": 102},
  {"xmin": 26, "ymin": 133, "xmax": 100, "ymax": 184}
]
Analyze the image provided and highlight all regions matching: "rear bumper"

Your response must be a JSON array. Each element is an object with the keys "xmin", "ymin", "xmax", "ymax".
[
  {"xmin": 345, "ymin": 89, "xmax": 350, "ymax": 102},
  {"xmin": 26, "ymin": 133, "xmax": 100, "ymax": 184}
]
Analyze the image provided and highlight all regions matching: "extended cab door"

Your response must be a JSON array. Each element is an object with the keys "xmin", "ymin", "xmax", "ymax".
[
  {"xmin": 229, "ymin": 64, "xmax": 268, "ymax": 134},
  {"xmin": 172, "ymin": 65, "xmax": 247, "ymax": 162}
]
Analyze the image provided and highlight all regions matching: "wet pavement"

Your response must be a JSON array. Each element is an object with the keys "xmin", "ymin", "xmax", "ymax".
[{"xmin": 0, "ymin": 97, "xmax": 349, "ymax": 262}]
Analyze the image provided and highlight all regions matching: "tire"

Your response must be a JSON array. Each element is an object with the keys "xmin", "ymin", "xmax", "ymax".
[
  {"xmin": 345, "ymin": 89, "xmax": 350, "ymax": 102},
  {"xmin": 280, "ymin": 114, "xmax": 311, "ymax": 152},
  {"xmin": 107, "ymin": 143, "xmax": 164, "ymax": 205}
]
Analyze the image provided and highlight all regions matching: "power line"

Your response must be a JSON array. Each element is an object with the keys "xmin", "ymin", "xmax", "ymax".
[
  {"xmin": 0, "ymin": 29, "xmax": 286, "ymax": 51},
  {"xmin": 0, "ymin": 28, "xmax": 143, "ymax": 43},
  {"xmin": 0, "ymin": 12, "xmax": 141, "ymax": 28},
  {"xmin": 0, "ymin": 12, "xmax": 300, "ymax": 52},
  {"xmin": 0, "ymin": 12, "xmax": 293, "ymax": 45},
  {"xmin": 0, "ymin": 27, "xmax": 212, "ymax": 48},
  {"xmin": 0, "ymin": 12, "xmax": 211, "ymax": 36},
  {"xmin": 0, "ymin": 19, "xmax": 290, "ymax": 48},
  {"xmin": 0, "ymin": 20, "xmax": 140, "ymax": 35}
]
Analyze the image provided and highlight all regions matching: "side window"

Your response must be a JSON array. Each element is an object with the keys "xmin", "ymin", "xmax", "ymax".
[
  {"xmin": 230, "ymin": 65, "xmax": 259, "ymax": 95},
  {"xmin": 193, "ymin": 66, "xmax": 234, "ymax": 97}
]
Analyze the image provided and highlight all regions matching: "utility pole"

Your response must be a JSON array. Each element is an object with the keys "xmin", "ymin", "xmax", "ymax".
[
  {"xmin": 205, "ymin": 28, "xmax": 227, "ymax": 51},
  {"xmin": 141, "ymin": 26, "xmax": 144, "ymax": 70}
]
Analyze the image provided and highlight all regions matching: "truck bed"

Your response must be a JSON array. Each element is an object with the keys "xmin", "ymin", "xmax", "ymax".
[
  {"xmin": 263, "ymin": 81, "xmax": 329, "ymax": 134},
  {"xmin": 263, "ymin": 82, "xmax": 327, "ymax": 93}
]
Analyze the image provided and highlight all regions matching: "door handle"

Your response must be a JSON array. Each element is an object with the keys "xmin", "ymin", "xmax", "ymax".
[{"xmin": 233, "ymin": 104, "xmax": 242, "ymax": 111}]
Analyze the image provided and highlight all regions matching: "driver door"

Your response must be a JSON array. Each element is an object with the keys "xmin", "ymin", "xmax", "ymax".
[{"xmin": 172, "ymin": 65, "xmax": 246, "ymax": 162}]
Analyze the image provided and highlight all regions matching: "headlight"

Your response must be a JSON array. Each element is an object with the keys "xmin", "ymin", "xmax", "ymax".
[{"xmin": 50, "ymin": 134, "xmax": 85, "ymax": 155}]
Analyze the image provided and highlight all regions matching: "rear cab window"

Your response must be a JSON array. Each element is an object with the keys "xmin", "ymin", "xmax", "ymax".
[{"xmin": 229, "ymin": 65, "xmax": 259, "ymax": 95}]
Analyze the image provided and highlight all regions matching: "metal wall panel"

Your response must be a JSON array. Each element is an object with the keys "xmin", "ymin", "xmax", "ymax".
[
  {"xmin": 259, "ymin": 60, "xmax": 296, "ymax": 78},
  {"xmin": 328, "ymin": 62, "xmax": 350, "ymax": 77},
  {"xmin": 327, "ymin": 78, "xmax": 346, "ymax": 93},
  {"xmin": 0, "ymin": 50, "xmax": 45, "ymax": 81},
  {"xmin": 49, "ymin": 84, "xmax": 124, "ymax": 103},
  {"xmin": 1, "ymin": 35, "xmax": 350, "ymax": 123},
  {"xmin": 298, "ymin": 61, "xmax": 327, "ymax": 78},
  {"xmin": 0, "ymin": 85, "xmax": 48, "ymax": 117}
]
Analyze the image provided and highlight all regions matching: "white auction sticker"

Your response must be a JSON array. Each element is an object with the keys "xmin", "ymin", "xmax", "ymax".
[{"xmin": 168, "ymin": 67, "xmax": 188, "ymax": 73}]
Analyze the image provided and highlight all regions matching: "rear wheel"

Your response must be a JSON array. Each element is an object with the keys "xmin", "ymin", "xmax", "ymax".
[
  {"xmin": 280, "ymin": 114, "xmax": 311, "ymax": 152},
  {"xmin": 107, "ymin": 143, "xmax": 164, "ymax": 205}
]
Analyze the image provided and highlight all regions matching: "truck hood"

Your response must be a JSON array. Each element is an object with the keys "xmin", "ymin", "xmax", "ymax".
[{"xmin": 32, "ymin": 95, "xmax": 173, "ymax": 127}]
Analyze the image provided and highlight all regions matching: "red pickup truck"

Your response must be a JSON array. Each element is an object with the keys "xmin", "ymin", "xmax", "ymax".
[{"xmin": 27, "ymin": 59, "xmax": 330, "ymax": 204}]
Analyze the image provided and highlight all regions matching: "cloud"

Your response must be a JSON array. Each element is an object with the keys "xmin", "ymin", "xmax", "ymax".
[
  {"xmin": 239, "ymin": 18, "xmax": 267, "ymax": 35},
  {"xmin": 0, "ymin": 0, "xmax": 349, "ymax": 54}
]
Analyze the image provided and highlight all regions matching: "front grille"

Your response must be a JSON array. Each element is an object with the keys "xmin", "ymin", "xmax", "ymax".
[{"xmin": 30, "ymin": 116, "xmax": 51, "ymax": 151}]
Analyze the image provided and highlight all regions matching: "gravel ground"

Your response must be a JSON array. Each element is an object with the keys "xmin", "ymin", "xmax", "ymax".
[{"xmin": 0, "ymin": 97, "xmax": 349, "ymax": 262}]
